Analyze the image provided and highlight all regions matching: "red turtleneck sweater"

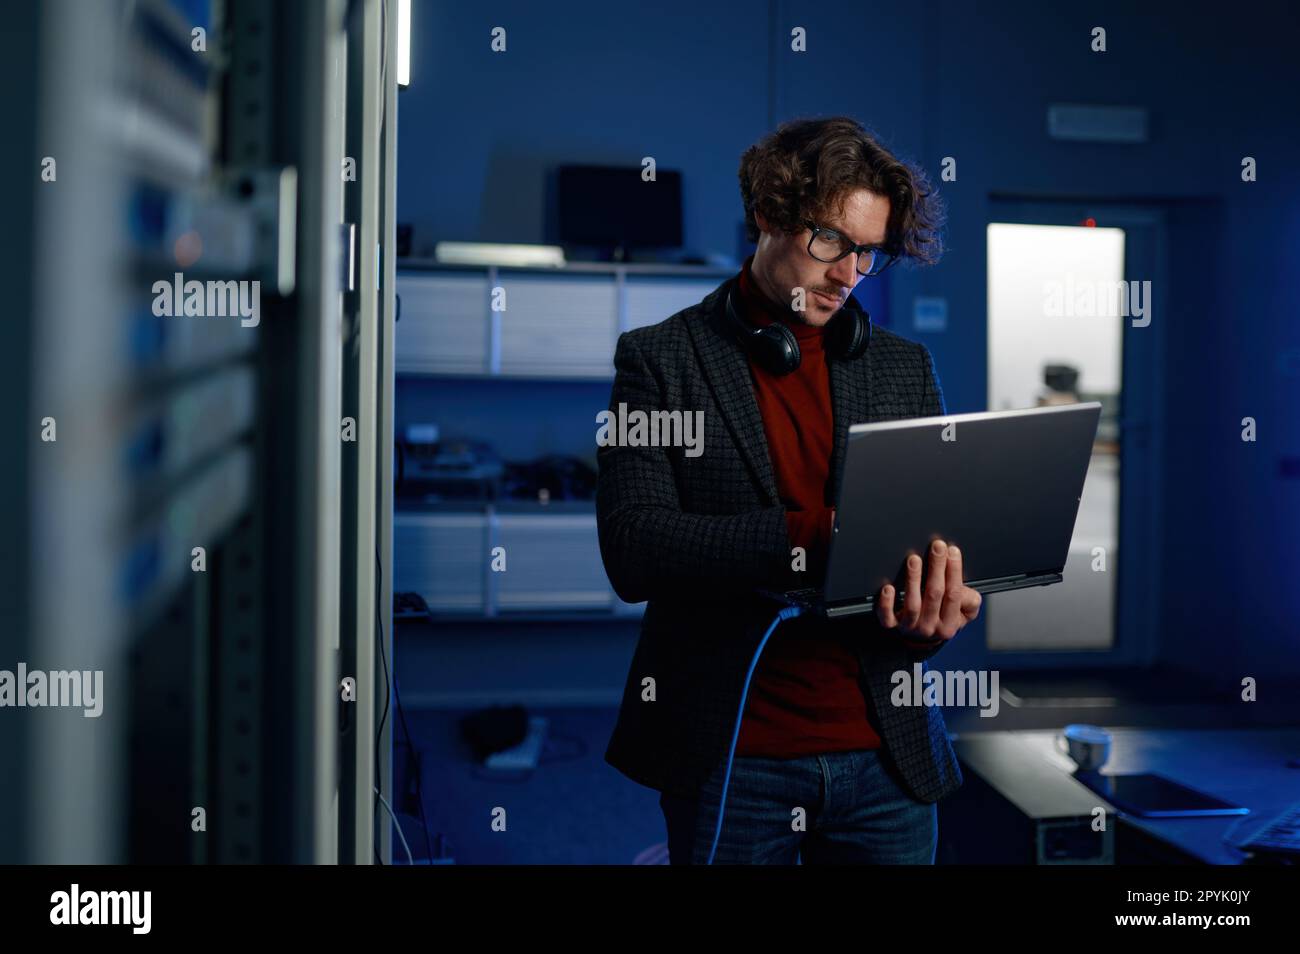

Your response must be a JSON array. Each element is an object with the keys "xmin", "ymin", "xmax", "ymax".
[{"xmin": 733, "ymin": 256, "xmax": 882, "ymax": 758}]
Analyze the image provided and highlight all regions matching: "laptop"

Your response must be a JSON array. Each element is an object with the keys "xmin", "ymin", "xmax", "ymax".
[{"xmin": 760, "ymin": 402, "xmax": 1103, "ymax": 619}]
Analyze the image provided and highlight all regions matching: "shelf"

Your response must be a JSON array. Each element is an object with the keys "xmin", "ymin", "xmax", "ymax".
[
  {"xmin": 389, "ymin": 262, "xmax": 718, "ymax": 613},
  {"xmin": 396, "ymin": 608, "xmax": 644, "ymax": 624},
  {"xmin": 394, "ymin": 266, "xmax": 728, "ymax": 379},
  {"xmin": 393, "ymin": 508, "xmax": 641, "ymax": 618},
  {"xmin": 396, "ymin": 498, "xmax": 594, "ymax": 515},
  {"xmin": 396, "ymin": 257, "xmax": 735, "ymax": 277}
]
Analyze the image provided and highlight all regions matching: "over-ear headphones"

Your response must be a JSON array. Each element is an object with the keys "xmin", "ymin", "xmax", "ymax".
[{"xmin": 724, "ymin": 280, "xmax": 872, "ymax": 376}]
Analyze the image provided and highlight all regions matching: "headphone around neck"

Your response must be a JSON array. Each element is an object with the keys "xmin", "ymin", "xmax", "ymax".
[{"xmin": 724, "ymin": 279, "xmax": 872, "ymax": 376}]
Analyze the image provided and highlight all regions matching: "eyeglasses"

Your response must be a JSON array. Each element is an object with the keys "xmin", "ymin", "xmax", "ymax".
[{"xmin": 804, "ymin": 221, "xmax": 899, "ymax": 277}]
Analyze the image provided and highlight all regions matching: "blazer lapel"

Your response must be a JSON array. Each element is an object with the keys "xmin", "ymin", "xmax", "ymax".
[
  {"xmin": 687, "ymin": 279, "xmax": 874, "ymax": 508},
  {"xmin": 827, "ymin": 342, "xmax": 871, "ymax": 507},
  {"xmin": 687, "ymin": 279, "xmax": 780, "ymax": 503}
]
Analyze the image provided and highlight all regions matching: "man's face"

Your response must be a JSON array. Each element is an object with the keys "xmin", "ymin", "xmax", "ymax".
[{"xmin": 751, "ymin": 187, "xmax": 891, "ymax": 327}]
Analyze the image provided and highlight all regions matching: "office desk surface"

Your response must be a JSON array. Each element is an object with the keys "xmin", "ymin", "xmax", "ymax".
[{"xmin": 965, "ymin": 727, "xmax": 1300, "ymax": 864}]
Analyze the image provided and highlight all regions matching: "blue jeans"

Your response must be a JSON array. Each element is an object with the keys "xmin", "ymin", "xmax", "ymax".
[{"xmin": 659, "ymin": 748, "xmax": 937, "ymax": 864}]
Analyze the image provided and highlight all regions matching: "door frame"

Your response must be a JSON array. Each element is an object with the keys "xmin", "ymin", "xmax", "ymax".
[{"xmin": 980, "ymin": 196, "xmax": 1169, "ymax": 671}]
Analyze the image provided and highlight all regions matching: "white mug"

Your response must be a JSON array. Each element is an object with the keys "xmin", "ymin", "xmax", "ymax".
[{"xmin": 1055, "ymin": 723, "xmax": 1111, "ymax": 771}]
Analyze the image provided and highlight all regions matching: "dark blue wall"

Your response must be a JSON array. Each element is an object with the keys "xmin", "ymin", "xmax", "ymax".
[{"xmin": 396, "ymin": 0, "xmax": 1300, "ymax": 679}]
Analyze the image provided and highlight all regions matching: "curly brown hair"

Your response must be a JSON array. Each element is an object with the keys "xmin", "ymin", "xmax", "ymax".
[{"xmin": 738, "ymin": 116, "xmax": 944, "ymax": 265}]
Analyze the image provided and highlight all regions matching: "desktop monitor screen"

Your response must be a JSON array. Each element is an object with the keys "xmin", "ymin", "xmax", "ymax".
[{"xmin": 557, "ymin": 164, "xmax": 683, "ymax": 251}]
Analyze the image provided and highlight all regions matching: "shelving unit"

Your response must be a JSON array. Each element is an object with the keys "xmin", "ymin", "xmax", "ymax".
[
  {"xmin": 394, "ymin": 260, "xmax": 732, "ymax": 378},
  {"xmin": 393, "ymin": 260, "xmax": 733, "ymax": 617},
  {"xmin": 393, "ymin": 502, "xmax": 644, "ymax": 618}
]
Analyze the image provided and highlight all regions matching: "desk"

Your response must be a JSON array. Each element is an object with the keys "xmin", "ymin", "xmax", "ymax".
[{"xmin": 945, "ymin": 728, "xmax": 1300, "ymax": 864}]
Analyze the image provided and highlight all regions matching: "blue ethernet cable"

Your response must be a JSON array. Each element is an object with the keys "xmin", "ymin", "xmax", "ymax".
[{"xmin": 706, "ymin": 603, "xmax": 806, "ymax": 865}]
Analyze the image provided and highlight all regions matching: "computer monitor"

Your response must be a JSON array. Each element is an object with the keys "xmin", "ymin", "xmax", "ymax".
[{"xmin": 557, "ymin": 164, "xmax": 683, "ymax": 254}]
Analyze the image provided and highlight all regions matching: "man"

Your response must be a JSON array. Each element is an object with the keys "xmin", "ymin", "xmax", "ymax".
[{"xmin": 596, "ymin": 116, "xmax": 982, "ymax": 864}]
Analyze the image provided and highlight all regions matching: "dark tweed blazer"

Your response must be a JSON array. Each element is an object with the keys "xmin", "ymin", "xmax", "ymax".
[{"xmin": 596, "ymin": 273, "xmax": 963, "ymax": 804}]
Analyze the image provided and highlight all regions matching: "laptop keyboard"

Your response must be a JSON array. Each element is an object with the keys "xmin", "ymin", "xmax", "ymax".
[{"xmin": 1241, "ymin": 803, "xmax": 1300, "ymax": 858}]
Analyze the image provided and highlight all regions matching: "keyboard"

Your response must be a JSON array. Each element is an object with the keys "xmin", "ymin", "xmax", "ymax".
[{"xmin": 1240, "ymin": 803, "xmax": 1300, "ymax": 859}]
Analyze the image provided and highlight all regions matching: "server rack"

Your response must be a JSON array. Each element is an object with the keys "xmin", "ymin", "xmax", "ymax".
[{"xmin": 2, "ymin": 0, "xmax": 397, "ymax": 864}]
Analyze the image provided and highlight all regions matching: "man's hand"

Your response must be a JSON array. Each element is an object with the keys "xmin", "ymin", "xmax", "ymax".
[{"xmin": 875, "ymin": 539, "xmax": 981, "ymax": 643}]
